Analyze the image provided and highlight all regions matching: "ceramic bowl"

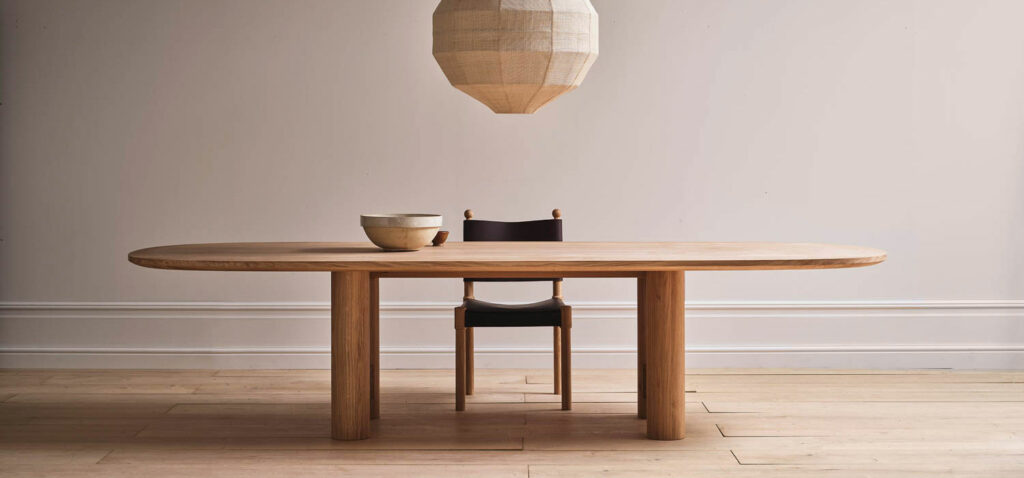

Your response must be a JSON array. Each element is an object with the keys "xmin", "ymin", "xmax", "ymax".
[{"xmin": 360, "ymin": 214, "xmax": 443, "ymax": 251}]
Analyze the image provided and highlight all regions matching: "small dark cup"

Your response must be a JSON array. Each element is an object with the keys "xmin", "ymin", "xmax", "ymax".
[{"xmin": 431, "ymin": 230, "xmax": 450, "ymax": 246}]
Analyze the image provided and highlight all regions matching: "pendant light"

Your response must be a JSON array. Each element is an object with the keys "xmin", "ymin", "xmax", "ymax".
[{"xmin": 432, "ymin": 0, "xmax": 599, "ymax": 114}]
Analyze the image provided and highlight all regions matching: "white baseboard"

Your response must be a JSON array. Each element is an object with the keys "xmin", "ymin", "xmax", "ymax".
[{"xmin": 1, "ymin": 300, "xmax": 1022, "ymax": 369}]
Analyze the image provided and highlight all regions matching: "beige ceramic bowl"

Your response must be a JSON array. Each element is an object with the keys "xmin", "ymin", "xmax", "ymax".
[{"xmin": 360, "ymin": 214, "xmax": 443, "ymax": 251}]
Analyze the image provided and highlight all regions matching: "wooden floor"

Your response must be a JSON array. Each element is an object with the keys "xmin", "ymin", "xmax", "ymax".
[{"xmin": 1, "ymin": 368, "xmax": 1023, "ymax": 477}]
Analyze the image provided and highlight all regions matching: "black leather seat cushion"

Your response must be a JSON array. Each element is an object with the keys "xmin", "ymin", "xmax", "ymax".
[{"xmin": 463, "ymin": 298, "xmax": 565, "ymax": 327}]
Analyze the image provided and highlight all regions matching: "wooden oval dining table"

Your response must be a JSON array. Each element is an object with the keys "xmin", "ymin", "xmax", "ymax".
[{"xmin": 128, "ymin": 241, "xmax": 886, "ymax": 441}]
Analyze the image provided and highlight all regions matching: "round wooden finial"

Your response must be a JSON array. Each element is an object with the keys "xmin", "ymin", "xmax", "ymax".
[
  {"xmin": 464, "ymin": 209, "xmax": 474, "ymax": 220},
  {"xmin": 552, "ymin": 208, "xmax": 562, "ymax": 219}
]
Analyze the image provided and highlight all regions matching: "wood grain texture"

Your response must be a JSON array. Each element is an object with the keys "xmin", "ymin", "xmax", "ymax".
[
  {"xmin": 560, "ymin": 307, "xmax": 572, "ymax": 412},
  {"xmin": 370, "ymin": 274, "xmax": 380, "ymax": 420},
  {"xmin": 454, "ymin": 307, "xmax": 466, "ymax": 412},
  {"xmin": 4, "ymin": 369, "xmax": 1022, "ymax": 476},
  {"xmin": 330, "ymin": 272, "xmax": 370, "ymax": 440},
  {"xmin": 466, "ymin": 328, "xmax": 474, "ymax": 396},
  {"xmin": 128, "ymin": 242, "xmax": 886, "ymax": 273},
  {"xmin": 127, "ymin": 241, "xmax": 886, "ymax": 444},
  {"xmin": 644, "ymin": 271, "xmax": 686, "ymax": 440},
  {"xmin": 637, "ymin": 274, "xmax": 647, "ymax": 420},
  {"xmin": 553, "ymin": 327, "xmax": 561, "ymax": 395}
]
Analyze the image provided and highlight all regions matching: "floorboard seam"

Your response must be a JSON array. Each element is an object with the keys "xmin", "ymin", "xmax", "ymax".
[{"xmin": 95, "ymin": 449, "xmax": 116, "ymax": 464}]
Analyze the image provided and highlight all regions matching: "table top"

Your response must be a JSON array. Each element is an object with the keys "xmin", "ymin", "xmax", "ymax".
[{"xmin": 128, "ymin": 242, "xmax": 886, "ymax": 275}]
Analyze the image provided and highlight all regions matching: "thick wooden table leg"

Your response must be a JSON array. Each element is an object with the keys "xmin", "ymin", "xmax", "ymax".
[
  {"xmin": 644, "ymin": 271, "xmax": 685, "ymax": 440},
  {"xmin": 370, "ymin": 274, "xmax": 380, "ymax": 420},
  {"xmin": 637, "ymin": 273, "xmax": 647, "ymax": 419},
  {"xmin": 331, "ymin": 271, "xmax": 371, "ymax": 440}
]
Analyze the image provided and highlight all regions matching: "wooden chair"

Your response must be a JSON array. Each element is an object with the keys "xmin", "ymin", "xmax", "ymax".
[{"xmin": 455, "ymin": 209, "xmax": 571, "ymax": 411}]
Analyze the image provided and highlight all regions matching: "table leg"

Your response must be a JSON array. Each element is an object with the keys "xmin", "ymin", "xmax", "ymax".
[
  {"xmin": 637, "ymin": 273, "xmax": 647, "ymax": 419},
  {"xmin": 370, "ymin": 273, "xmax": 380, "ymax": 420},
  {"xmin": 331, "ymin": 271, "xmax": 371, "ymax": 440},
  {"xmin": 644, "ymin": 271, "xmax": 685, "ymax": 440}
]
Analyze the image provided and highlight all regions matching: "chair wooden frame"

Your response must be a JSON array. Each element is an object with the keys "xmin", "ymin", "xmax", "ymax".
[{"xmin": 454, "ymin": 209, "xmax": 572, "ymax": 411}]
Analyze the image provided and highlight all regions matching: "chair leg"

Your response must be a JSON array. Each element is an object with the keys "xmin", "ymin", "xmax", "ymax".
[
  {"xmin": 466, "ymin": 327, "xmax": 475, "ymax": 396},
  {"xmin": 553, "ymin": 327, "xmax": 561, "ymax": 395},
  {"xmin": 560, "ymin": 307, "xmax": 572, "ymax": 411},
  {"xmin": 455, "ymin": 307, "xmax": 466, "ymax": 412}
]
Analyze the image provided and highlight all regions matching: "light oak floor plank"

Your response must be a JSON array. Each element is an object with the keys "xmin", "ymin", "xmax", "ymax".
[
  {"xmin": 100, "ymin": 449, "xmax": 736, "ymax": 465},
  {"xmin": 0, "ymin": 448, "xmax": 114, "ymax": 465},
  {"xmin": 693, "ymin": 382, "xmax": 1024, "ymax": 392},
  {"xmin": 690, "ymin": 372, "xmax": 1024, "ymax": 384},
  {"xmin": 0, "ymin": 384, "xmax": 199, "ymax": 394},
  {"xmin": 0, "ymin": 404, "xmax": 174, "ymax": 421},
  {"xmin": 1, "ymin": 368, "xmax": 1022, "ymax": 477},
  {"xmin": 527, "ymin": 464, "xmax": 1016, "ymax": 478},
  {"xmin": 733, "ymin": 448, "xmax": 1024, "ymax": 466},
  {"xmin": 0, "ymin": 464, "xmax": 530, "ymax": 477},
  {"xmin": 689, "ymin": 390, "xmax": 1024, "ymax": 401},
  {"xmin": 703, "ymin": 400, "xmax": 1024, "ymax": 417}
]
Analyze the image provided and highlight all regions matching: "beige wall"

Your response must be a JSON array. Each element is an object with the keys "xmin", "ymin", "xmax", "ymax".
[{"xmin": 2, "ymin": 0, "xmax": 1022, "ymax": 368}]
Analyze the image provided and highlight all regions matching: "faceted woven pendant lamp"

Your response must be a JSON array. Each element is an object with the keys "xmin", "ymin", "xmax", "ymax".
[{"xmin": 432, "ymin": 0, "xmax": 599, "ymax": 114}]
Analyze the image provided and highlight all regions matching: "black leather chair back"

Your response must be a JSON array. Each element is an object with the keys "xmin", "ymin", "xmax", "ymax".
[
  {"xmin": 464, "ymin": 219, "xmax": 562, "ymax": 242},
  {"xmin": 463, "ymin": 216, "xmax": 562, "ymax": 283}
]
